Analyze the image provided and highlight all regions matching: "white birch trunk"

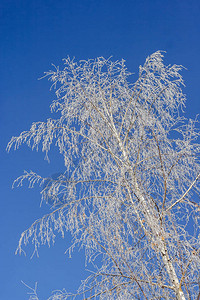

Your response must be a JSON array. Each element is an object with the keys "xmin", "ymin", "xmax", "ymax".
[{"xmin": 115, "ymin": 130, "xmax": 186, "ymax": 300}]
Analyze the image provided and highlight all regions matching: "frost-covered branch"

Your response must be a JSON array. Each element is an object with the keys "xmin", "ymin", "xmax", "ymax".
[{"xmin": 9, "ymin": 52, "xmax": 200, "ymax": 299}]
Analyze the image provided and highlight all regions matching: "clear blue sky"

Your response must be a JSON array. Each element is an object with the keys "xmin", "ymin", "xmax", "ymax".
[{"xmin": 1, "ymin": 0, "xmax": 200, "ymax": 299}]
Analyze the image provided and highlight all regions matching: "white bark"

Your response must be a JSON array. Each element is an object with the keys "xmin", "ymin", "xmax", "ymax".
[{"xmin": 116, "ymin": 129, "xmax": 187, "ymax": 300}]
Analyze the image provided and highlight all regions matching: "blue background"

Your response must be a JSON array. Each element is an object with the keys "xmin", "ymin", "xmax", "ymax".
[{"xmin": 1, "ymin": 0, "xmax": 200, "ymax": 299}]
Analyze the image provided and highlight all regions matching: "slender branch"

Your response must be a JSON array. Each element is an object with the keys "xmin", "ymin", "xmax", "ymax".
[
  {"xmin": 166, "ymin": 173, "xmax": 200, "ymax": 212},
  {"xmin": 151, "ymin": 130, "xmax": 167, "ymax": 219}
]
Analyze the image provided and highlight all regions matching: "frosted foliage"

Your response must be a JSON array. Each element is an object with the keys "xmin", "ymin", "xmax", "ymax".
[{"xmin": 8, "ymin": 52, "xmax": 200, "ymax": 299}]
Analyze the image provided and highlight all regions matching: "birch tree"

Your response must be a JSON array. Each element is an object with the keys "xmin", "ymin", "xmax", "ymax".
[{"xmin": 8, "ymin": 52, "xmax": 200, "ymax": 299}]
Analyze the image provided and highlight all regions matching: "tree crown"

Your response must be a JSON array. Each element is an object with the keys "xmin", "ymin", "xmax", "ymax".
[{"xmin": 8, "ymin": 51, "xmax": 200, "ymax": 299}]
